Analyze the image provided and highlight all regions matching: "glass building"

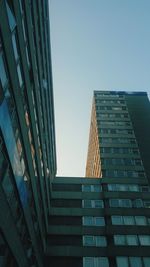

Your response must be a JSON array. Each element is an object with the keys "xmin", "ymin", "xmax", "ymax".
[
  {"xmin": 0, "ymin": 1, "xmax": 56, "ymax": 266},
  {"xmin": 0, "ymin": 1, "xmax": 150, "ymax": 267}
]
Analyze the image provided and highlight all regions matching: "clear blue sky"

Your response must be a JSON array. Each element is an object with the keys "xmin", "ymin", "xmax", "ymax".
[{"xmin": 49, "ymin": 0, "xmax": 150, "ymax": 177}]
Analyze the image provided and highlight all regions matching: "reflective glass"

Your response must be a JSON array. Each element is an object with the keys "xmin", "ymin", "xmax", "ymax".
[
  {"xmin": 17, "ymin": 64, "xmax": 23, "ymax": 87},
  {"xmin": 139, "ymin": 235, "xmax": 150, "ymax": 246},
  {"xmin": 114, "ymin": 235, "xmax": 125, "ymax": 245},
  {"xmin": 83, "ymin": 200, "xmax": 92, "ymax": 208},
  {"xmin": 129, "ymin": 257, "xmax": 142, "ymax": 267},
  {"xmin": 12, "ymin": 33, "xmax": 19, "ymax": 61},
  {"xmin": 83, "ymin": 257, "xmax": 94, "ymax": 267},
  {"xmin": 94, "ymin": 200, "xmax": 104, "ymax": 208},
  {"xmin": 82, "ymin": 185, "xmax": 91, "ymax": 192},
  {"xmin": 116, "ymin": 257, "xmax": 129, "ymax": 267},
  {"xmin": 83, "ymin": 236, "xmax": 95, "ymax": 246},
  {"xmin": 83, "ymin": 217, "xmax": 93, "ymax": 226},
  {"xmin": 95, "ymin": 217, "xmax": 105, "ymax": 226},
  {"xmin": 143, "ymin": 258, "xmax": 150, "ymax": 267},
  {"xmin": 135, "ymin": 216, "xmax": 147, "ymax": 225},
  {"xmin": 97, "ymin": 257, "xmax": 109, "ymax": 267},
  {"xmin": 96, "ymin": 236, "xmax": 107, "ymax": 247},
  {"xmin": 93, "ymin": 185, "xmax": 102, "ymax": 192},
  {"xmin": 123, "ymin": 216, "xmax": 134, "ymax": 225},
  {"xmin": 6, "ymin": 2, "xmax": 16, "ymax": 31},
  {"xmin": 126, "ymin": 235, "xmax": 138, "ymax": 246},
  {"xmin": 112, "ymin": 216, "xmax": 123, "ymax": 225},
  {"xmin": 0, "ymin": 54, "xmax": 7, "ymax": 87}
]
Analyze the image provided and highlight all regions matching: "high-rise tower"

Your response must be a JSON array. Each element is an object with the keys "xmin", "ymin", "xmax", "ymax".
[
  {"xmin": 86, "ymin": 90, "xmax": 150, "ymax": 183},
  {"xmin": 0, "ymin": 1, "xmax": 56, "ymax": 266}
]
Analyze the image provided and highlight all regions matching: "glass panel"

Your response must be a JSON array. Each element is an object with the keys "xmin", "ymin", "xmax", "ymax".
[
  {"xmin": 126, "ymin": 235, "xmax": 138, "ymax": 246},
  {"xmin": 141, "ymin": 186, "xmax": 150, "ymax": 192},
  {"xmin": 17, "ymin": 64, "xmax": 23, "ymax": 87},
  {"xmin": 0, "ymin": 54, "xmax": 7, "ymax": 87},
  {"xmin": 129, "ymin": 185, "xmax": 139, "ymax": 192},
  {"xmin": 109, "ymin": 199, "xmax": 119, "ymax": 207},
  {"xmin": 116, "ymin": 257, "xmax": 129, "ymax": 267},
  {"xmin": 95, "ymin": 217, "xmax": 105, "ymax": 226},
  {"xmin": 83, "ymin": 257, "xmax": 94, "ymax": 267},
  {"xmin": 133, "ymin": 199, "xmax": 143, "ymax": 208},
  {"xmin": 144, "ymin": 201, "xmax": 150, "ymax": 208},
  {"xmin": 97, "ymin": 257, "xmax": 109, "ymax": 267},
  {"xmin": 123, "ymin": 216, "xmax": 135, "ymax": 225},
  {"xmin": 121, "ymin": 199, "xmax": 132, "ymax": 207},
  {"xmin": 143, "ymin": 258, "xmax": 150, "ymax": 267},
  {"xmin": 12, "ymin": 33, "xmax": 19, "ymax": 61},
  {"xmin": 96, "ymin": 236, "xmax": 107, "ymax": 247},
  {"xmin": 83, "ymin": 236, "xmax": 95, "ymax": 246},
  {"xmin": 83, "ymin": 200, "xmax": 92, "ymax": 208},
  {"xmin": 83, "ymin": 217, "xmax": 93, "ymax": 226},
  {"xmin": 112, "ymin": 216, "xmax": 123, "ymax": 225},
  {"xmin": 139, "ymin": 235, "xmax": 150, "ymax": 246},
  {"xmin": 114, "ymin": 235, "xmax": 126, "ymax": 245},
  {"xmin": 129, "ymin": 257, "xmax": 142, "ymax": 267},
  {"xmin": 93, "ymin": 185, "xmax": 102, "ymax": 192},
  {"xmin": 135, "ymin": 216, "xmax": 147, "ymax": 225},
  {"xmin": 118, "ymin": 184, "xmax": 128, "ymax": 191},
  {"xmin": 108, "ymin": 184, "xmax": 116, "ymax": 191},
  {"xmin": 82, "ymin": 185, "xmax": 91, "ymax": 192},
  {"xmin": 94, "ymin": 200, "xmax": 104, "ymax": 208},
  {"xmin": 6, "ymin": 2, "xmax": 16, "ymax": 31}
]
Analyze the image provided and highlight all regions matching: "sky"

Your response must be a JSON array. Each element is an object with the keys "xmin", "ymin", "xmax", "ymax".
[{"xmin": 49, "ymin": 0, "xmax": 150, "ymax": 177}]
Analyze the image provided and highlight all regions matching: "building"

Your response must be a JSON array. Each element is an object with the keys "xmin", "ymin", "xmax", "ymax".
[
  {"xmin": 86, "ymin": 90, "xmax": 150, "ymax": 181},
  {"xmin": 45, "ymin": 91, "xmax": 150, "ymax": 267},
  {"xmin": 0, "ymin": 0, "xmax": 56, "ymax": 266},
  {"xmin": 1, "ymin": 1, "xmax": 150, "ymax": 267}
]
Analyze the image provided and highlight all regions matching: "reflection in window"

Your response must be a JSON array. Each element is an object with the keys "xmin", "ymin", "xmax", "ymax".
[
  {"xmin": 12, "ymin": 33, "xmax": 19, "ymax": 61},
  {"xmin": 83, "ymin": 216, "xmax": 105, "ymax": 226},
  {"xmin": 83, "ymin": 257, "xmax": 109, "ymax": 267},
  {"xmin": 17, "ymin": 64, "xmax": 23, "ymax": 87},
  {"xmin": 0, "ymin": 54, "xmax": 8, "ymax": 87},
  {"xmin": 83, "ymin": 235, "xmax": 107, "ymax": 247},
  {"xmin": 6, "ymin": 2, "xmax": 16, "ymax": 31}
]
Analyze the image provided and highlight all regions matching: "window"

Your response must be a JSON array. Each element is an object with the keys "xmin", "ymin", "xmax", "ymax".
[
  {"xmin": 83, "ymin": 257, "xmax": 109, "ymax": 267},
  {"xmin": 83, "ymin": 236, "xmax": 95, "ymax": 246},
  {"xmin": 0, "ymin": 54, "xmax": 8, "ymax": 87},
  {"xmin": 109, "ymin": 199, "xmax": 132, "ymax": 208},
  {"xmin": 83, "ymin": 217, "xmax": 93, "ymax": 226},
  {"xmin": 95, "ymin": 217, "xmax": 105, "ymax": 226},
  {"xmin": 141, "ymin": 186, "xmax": 150, "ymax": 192},
  {"xmin": 112, "ymin": 216, "xmax": 123, "ymax": 225},
  {"xmin": 83, "ymin": 216, "xmax": 105, "ymax": 226},
  {"xmin": 129, "ymin": 257, "xmax": 142, "ymax": 267},
  {"xmin": 133, "ymin": 199, "xmax": 143, "ymax": 208},
  {"xmin": 83, "ymin": 236, "xmax": 107, "ymax": 247},
  {"xmin": 17, "ymin": 64, "xmax": 23, "ymax": 87},
  {"xmin": 82, "ymin": 185, "xmax": 102, "ymax": 192},
  {"xmin": 82, "ymin": 185, "xmax": 91, "ymax": 192},
  {"xmin": 6, "ymin": 2, "xmax": 16, "ymax": 31},
  {"xmin": 12, "ymin": 33, "xmax": 19, "ymax": 61},
  {"xmin": 116, "ymin": 257, "xmax": 128, "ymax": 267},
  {"xmin": 126, "ymin": 235, "xmax": 138, "ymax": 246},
  {"xmin": 83, "ymin": 200, "xmax": 104, "ymax": 208},
  {"xmin": 143, "ymin": 201, "xmax": 150, "ymax": 208},
  {"xmin": 135, "ymin": 216, "xmax": 147, "ymax": 225},
  {"xmin": 123, "ymin": 216, "xmax": 135, "ymax": 225},
  {"xmin": 83, "ymin": 257, "xmax": 94, "ymax": 267},
  {"xmin": 139, "ymin": 236, "xmax": 150, "ymax": 246},
  {"xmin": 143, "ymin": 258, "xmax": 150, "ymax": 267},
  {"xmin": 114, "ymin": 235, "xmax": 126, "ymax": 245}
]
